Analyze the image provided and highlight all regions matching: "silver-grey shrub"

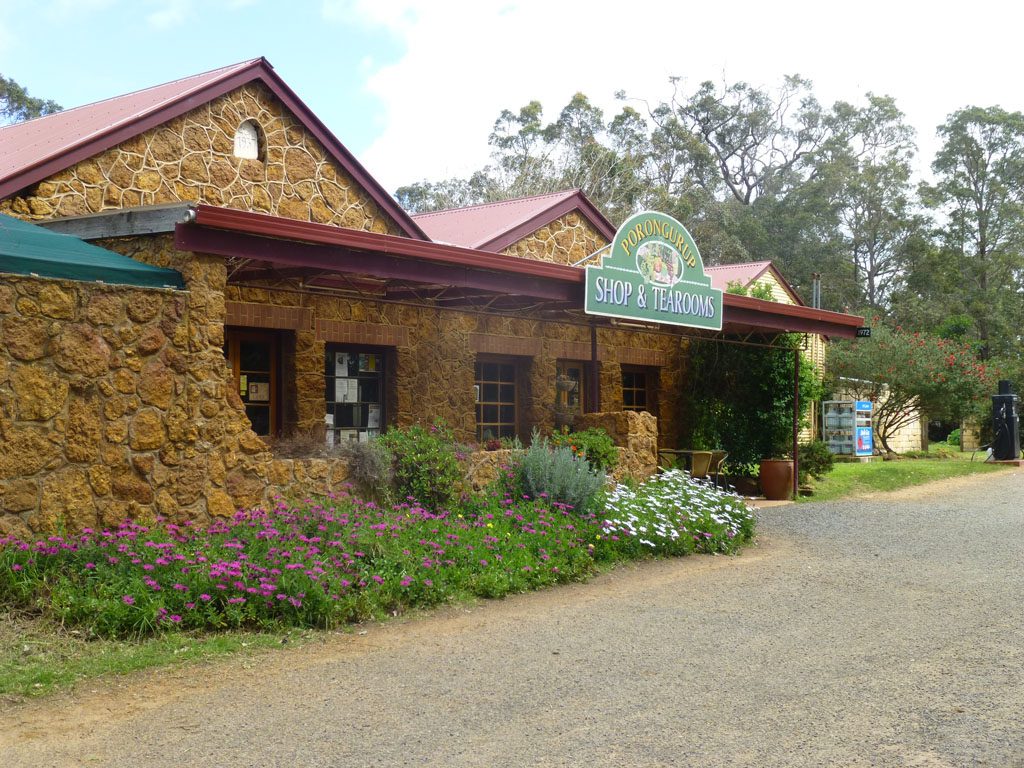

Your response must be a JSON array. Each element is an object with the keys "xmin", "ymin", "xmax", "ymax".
[{"xmin": 517, "ymin": 433, "xmax": 606, "ymax": 516}]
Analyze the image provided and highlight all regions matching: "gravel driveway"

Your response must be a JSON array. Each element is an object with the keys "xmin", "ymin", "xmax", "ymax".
[{"xmin": 5, "ymin": 470, "xmax": 1023, "ymax": 767}]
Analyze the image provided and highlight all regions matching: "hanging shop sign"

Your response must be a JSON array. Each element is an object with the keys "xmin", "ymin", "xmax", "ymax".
[{"xmin": 584, "ymin": 211, "xmax": 723, "ymax": 331}]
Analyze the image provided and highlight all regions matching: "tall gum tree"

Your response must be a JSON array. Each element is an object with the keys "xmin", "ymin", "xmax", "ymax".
[{"xmin": 922, "ymin": 106, "xmax": 1024, "ymax": 359}]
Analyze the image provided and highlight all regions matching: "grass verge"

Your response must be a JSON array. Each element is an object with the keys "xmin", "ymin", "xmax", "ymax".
[
  {"xmin": 0, "ymin": 610, "xmax": 296, "ymax": 703},
  {"xmin": 799, "ymin": 455, "xmax": 1009, "ymax": 503}
]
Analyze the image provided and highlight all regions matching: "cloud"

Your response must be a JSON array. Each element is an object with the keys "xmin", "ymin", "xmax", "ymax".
[
  {"xmin": 43, "ymin": 0, "xmax": 117, "ymax": 20},
  {"xmin": 146, "ymin": 0, "xmax": 191, "ymax": 29},
  {"xmin": 343, "ymin": 0, "xmax": 1024, "ymax": 194}
]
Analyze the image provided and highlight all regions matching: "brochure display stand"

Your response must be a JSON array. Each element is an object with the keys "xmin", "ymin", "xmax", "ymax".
[{"xmin": 823, "ymin": 400, "xmax": 873, "ymax": 457}]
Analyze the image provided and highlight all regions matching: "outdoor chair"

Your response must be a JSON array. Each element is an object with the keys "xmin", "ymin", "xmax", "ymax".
[{"xmin": 709, "ymin": 450, "xmax": 728, "ymax": 488}]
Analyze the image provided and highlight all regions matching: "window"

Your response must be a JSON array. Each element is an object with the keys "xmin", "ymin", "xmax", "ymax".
[
  {"xmin": 224, "ymin": 330, "xmax": 279, "ymax": 436},
  {"xmin": 556, "ymin": 360, "xmax": 588, "ymax": 417},
  {"xmin": 475, "ymin": 360, "xmax": 517, "ymax": 441},
  {"xmin": 233, "ymin": 120, "xmax": 261, "ymax": 160},
  {"xmin": 622, "ymin": 366, "xmax": 658, "ymax": 417},
  {"xmin": 325, "ymin": 346, "xmax": 385, "ymax": 445}
]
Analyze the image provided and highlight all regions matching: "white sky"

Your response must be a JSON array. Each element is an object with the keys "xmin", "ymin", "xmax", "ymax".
[
  {"xmin": 3, "ymin": 0, "xmax": 1024, "ymax": 195},
  {"xmin": 348, "ymin": 0, "xmax": 1024, "ymax": 190}
]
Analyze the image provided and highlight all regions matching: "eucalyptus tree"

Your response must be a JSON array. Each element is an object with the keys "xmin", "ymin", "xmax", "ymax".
[
  {"xmin": 649, "ymin": 75, "xmax": 833, "ymax": 205},
  {"xmin": 0, "ymin": 73, "xmax": 60, "ymax": 123},
  {"xmin": 922, "ymin": 106, "xmax": 1024, "ymax": 358},
  {"xmin": 823, "ymin": 95, "xmax": 925, "ymax": 311}
]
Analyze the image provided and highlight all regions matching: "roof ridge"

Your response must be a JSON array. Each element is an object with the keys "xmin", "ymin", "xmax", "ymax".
[
  {"xmin": 705, "ymin": 260, "xmax": 773, "ymax": 270},
  {"xmin": 411, "ymin": 188, "xmax": 579, "ymax": 219},
  {"xmin": 0, "ymin": 58, "xmax": 262, "ymax": 133}
]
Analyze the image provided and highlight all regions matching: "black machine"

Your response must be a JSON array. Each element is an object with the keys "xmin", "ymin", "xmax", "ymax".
[{"xmin": 991, "ymin": 380, "xmax": 1021, "ymax": 460}]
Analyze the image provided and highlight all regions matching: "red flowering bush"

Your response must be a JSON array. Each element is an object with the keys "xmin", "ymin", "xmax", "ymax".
[{"xmin": 827, "ymin": 320, "xmax": 1000, "ymax": 453}]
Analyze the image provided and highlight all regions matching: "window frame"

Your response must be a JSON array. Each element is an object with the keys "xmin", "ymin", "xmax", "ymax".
[
  {"xmin": 324, "ymin": 344, "xmax": 388, "ymax": 445},
  {"xmin": 475, "ymin": 357, "xmax": 519, "ymax": 442},
  {"xmin": 621, "ymin": 365, "xmax": 659, "ymax": 418}
]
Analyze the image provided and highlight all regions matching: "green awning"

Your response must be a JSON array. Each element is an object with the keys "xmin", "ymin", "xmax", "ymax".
[{"xmin": 0, "ymin": 213, "xmax": 184, "ymax": 289}]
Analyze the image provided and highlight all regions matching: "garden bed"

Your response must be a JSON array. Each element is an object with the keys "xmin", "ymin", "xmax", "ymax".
[{"xmin": 0, "ymin": 470, "xmax": 754, "ymax": 639}]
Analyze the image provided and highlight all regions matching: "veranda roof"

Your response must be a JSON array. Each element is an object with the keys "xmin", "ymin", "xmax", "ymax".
[{"xmin": 0, "ymin": 213, "xmax": 184, "ymax": 289}]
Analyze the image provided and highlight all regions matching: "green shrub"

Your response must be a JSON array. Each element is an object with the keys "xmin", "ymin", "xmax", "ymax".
[
  {"xmin": 517, "ymin": 432, "xmax": 606, "ymax": 516},
  {"xmin": 549, "ymin": 427, "xmax": 617, "ymax": 471},
  {"xmin": 947, "ymin": 428, "xmax": 962, "ymax": 448},
  {"xmin": 377, "ymin": 421, "xmax": 462, "ymax": 510},
  {"xmin": 797, "ymin": 440, "xmax": 835, "ymax": 484},
  {"xmin": 685, "ymin": 335, "xmax": 822, "ymax": 466}
]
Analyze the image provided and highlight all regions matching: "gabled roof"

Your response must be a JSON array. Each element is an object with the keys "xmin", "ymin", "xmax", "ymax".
[
  {"xmin": 0, "ymin": 213, "xmax": 183, "ymax": 289},
  {"xmin": 0, "ymin": 57, "xmax": 428, "ymax": 240},
  {"xmin": 411, "ymin": 189, "xmax": 615, "ymax": 252},
  {"xmin": 705, "ymin": 260, "xmax": 803, "ymax": 305}
]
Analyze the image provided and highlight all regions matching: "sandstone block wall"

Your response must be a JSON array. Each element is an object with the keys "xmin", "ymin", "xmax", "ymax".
[
  {"xmin": 577, "ymin": 411, "xmax": 659, "ymax": 481},
  {"xmin": 1, "ymin": 83, "xmax": 405, "ymax": 236},
  {"xmin": 501, "ymin": 212, "xmax": 608, "ymax": 267}
]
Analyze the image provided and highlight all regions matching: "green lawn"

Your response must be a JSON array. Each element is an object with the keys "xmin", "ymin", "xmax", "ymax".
[{"xmin": 799, "ymin": 454, "xmax": 1009, "ymax": 503}]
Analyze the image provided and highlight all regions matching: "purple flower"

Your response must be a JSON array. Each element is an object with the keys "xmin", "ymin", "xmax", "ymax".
[{"xmin": 122, "ymin": 594, "xmax": 135, "ymax": 605}]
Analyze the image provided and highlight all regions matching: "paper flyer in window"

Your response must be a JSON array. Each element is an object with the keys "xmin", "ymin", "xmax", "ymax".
[
  {"xmin": 358, "ymin": 430, "xmax": 369, "ymax": 443},
  {"xmin": 359, "ymin": 354, "xmax": 378, "ymax": 373},
  {"xmin": 248, "ymin": 382, "xmax": 269, "ymax": 402},
  {"xmin": 367, "ymin": 404, "xmax": 380, "ymax": 429},
  {"xmin": 335, "ymin": 379, "xmax": 358, "ymax": 403},
  {"xmin": 335, "ymin": 352, "xmax": 348, "ymax": 377}
]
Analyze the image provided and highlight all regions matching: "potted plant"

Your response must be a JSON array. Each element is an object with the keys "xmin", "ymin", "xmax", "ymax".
[{"xmin": 758, "ymin": 455, "xmax": 794, "ymax": 500}]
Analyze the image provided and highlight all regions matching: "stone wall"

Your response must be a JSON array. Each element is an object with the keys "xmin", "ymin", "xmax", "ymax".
[
  {"xmin": 501, "ymin": 212, "xmax": 608, "ymax": 267},
  {"xmin": 1, "ymin": 83, "xmax": 405, "ymax": 236},
  {"xmin": 577, "ymin": 411, "xmax": 659, "ymax": 481},
  {"xmin": 0, "ymin": 272, "xmax": 266, "ymax": 537},
  {"xmin": 0, "ymin": 269, "xmax": 415, "ymax": 536}
]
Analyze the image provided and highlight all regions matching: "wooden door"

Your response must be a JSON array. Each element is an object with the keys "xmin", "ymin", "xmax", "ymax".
[{"xmin": 225, "ymin": 330, "xmax": 279, "ymax": 436}]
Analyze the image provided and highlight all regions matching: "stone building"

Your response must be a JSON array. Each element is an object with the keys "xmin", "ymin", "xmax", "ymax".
[{"xmin": 0, "ymin": 58, "xmax": 863, "ymax": 534}]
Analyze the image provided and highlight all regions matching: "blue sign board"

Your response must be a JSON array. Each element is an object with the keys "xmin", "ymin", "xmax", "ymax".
[
  {"xmin": 855, "ymin": 400, "xmax": 872, "ymax": 412},
  {"xmin": 855, "ymin": 426, "xmax": 873, "ymax": 457}
]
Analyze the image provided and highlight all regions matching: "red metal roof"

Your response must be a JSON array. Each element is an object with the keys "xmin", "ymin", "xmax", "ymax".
[
  {"xmin": 0, "ymin": 58, "xmax": 428, "ymax": 241},
  {"xmin": 706, "ymin": 260, "xmax": 803, "ymax": 304},
  {"xmin": 411, "ymin": 189, "xmax": 615, "ymax": 252},
  {"xmin": 178, "ymin": 205, "xmax": 864, "ymax": 338}
]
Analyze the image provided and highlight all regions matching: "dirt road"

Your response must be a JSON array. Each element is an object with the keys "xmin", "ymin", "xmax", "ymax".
[{"xmin": 5, "ymin": 471, "xmax": 1023, "ymax": 767}]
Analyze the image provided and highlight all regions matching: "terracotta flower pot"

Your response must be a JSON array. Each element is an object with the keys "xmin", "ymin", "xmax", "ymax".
[{"xmin": 759, "ymin": 459, "xmax": 794, "ymax": 500}]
